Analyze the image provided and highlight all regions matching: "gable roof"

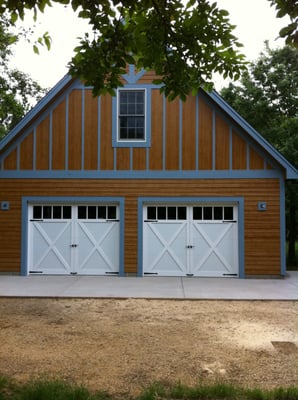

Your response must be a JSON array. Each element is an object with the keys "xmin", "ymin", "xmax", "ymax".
[{"xmin": 0, "ymin": 73, "xmax": 297, "ymax": 179}]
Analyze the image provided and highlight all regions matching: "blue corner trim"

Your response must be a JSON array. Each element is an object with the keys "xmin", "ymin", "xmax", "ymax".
[
  {"xmin": 280, "ymin": 179, "xmax": 286, "ymax": 275},
  {"xmin": 137, "ymin": 196, "xmax": 245, "ymax": 278},
  {"xmin": 21, "ymin": 196, "xmax": 125, "ymax": 276}
]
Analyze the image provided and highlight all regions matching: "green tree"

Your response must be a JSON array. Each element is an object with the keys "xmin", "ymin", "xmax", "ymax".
[
  {"xmin": 269, "ymin": 0, "xmax": 298, "ymax": 46},
  {"xmin": 0, "ymin": 1, "xmax": 296, "ymax": 99},
  {"xmin": 0, "ymin": 15, "xmax": 46, "ymax": 139},
  {"xmin": 2, "ymin": 0, "xmax": 248, "ymax": 100},
  {"xmin": 220, "ymin": 44, "xmax": 298, "ymax": 266}
]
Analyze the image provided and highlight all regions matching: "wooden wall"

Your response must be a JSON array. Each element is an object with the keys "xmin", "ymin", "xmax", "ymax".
[
  {"xmin": 1, "ymin": 87, "xmax": 272, "ymax": 173},
  {"xmin": 0, "ymin": 179, "xmax": 281, "ymax": 276}
]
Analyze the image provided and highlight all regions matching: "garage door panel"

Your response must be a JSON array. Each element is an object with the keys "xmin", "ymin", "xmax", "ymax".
[
  {"xmin": 143, "ymin": 221, "xmax": 188, "ymax": 276},
  {"xmin": 143, "ymin": 204, "xmax": 238, "ymax": 277},
  {"xmin": 38, "ymin": 249, "xmax": 71, "ymax": 274},
  {"xmin": 77, "ymin": 221, "xmax": 119, "ymax": 274},
  {"xmin": 30, "ymin": 221, "xmax": 72, "ymax": 274},
  {"xmin": 28, "ymin": 205, "xmax": 119, "ymax": 275},
  {"xmin": 191, "ymin": 222, "xmax": 238, "ymax": 276}
]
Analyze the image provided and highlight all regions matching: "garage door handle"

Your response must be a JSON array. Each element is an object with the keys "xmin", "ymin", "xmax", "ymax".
[
  {"xmin": 186, "ymin": 245, "xmax": 195, "ymax": 249},
  {"xmin": 70, "ymin": 244, "xmax": 78, "ymax": 247}
]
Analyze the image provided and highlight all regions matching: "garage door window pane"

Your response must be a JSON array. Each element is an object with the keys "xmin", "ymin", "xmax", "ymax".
[
  {"xmin": 53, "ymin": 206, "xmax": 62, "ymax": 219},
  {"xmin": 157, "ymin": 207, "xmax": 166, "ymax": 220},
  {"xmin": 147, "ymin": 207, "xmax": 156, "ymax": 220},
  {"xmin": 203, "ymin": 207, "xmax": 212, "ymax": 220},
  {"xmin": 63, "ymin": 206, "xmax": 71, "ymax": 219},
  {"xmin": 33, "ymin": 206, "xmax": 42, "ymax": 219},
  {"xmin": 43, "ymin": 206, "xmax": 52, "ymax": 219},
  {"xmin": 88, "ymin": 206, "xmax": 97, "ymax": 219},
  {"xmin": 193, "ymin": 207, "xmax": 202, "ymax": 220},
  {"xmin": 168, "ymin": 207, "xmax": 176, "ymax": 220},
  {"xmin": 98, "ymin": 206, "xmax": 106, "ymax": 219},
  {"xmin": 224, "ymin": 207, "xmax": 234, "ymax": 220},
  {"xmin": 78, "ymin": 206, "xmax": 87, "ymax": 219},
  {"xmin": 178, "ymin": 207, "xmax": 187, "ymax": 220},
  {"xmin": 108, "ymin": 206, "xmax": 117, "ymax": 220},
  {"xmin": 214, "ymin": 207, "xmax": 223, "ymax": 220}
]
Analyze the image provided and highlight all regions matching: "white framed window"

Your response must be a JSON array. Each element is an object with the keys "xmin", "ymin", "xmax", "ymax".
[
  {"xmin": 112, "ymin": 87, "xmax": 151, "ymax": 148},
  {"xmin": 118, "ymin": 89, "xmax": 145, "ymax": 141}
]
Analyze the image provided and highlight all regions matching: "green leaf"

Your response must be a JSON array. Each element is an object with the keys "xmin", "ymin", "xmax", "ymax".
[
  {"xmin": 33, "ymin": 44, "xmax": 39, "ymax": 54},
  {"xmin": 10, "ymin": 11, "xmax": 18, "ymax": 23}
]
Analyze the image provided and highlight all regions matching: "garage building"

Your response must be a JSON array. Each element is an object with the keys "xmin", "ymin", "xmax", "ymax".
[{"xmin": 0, "ymin": 66, "xmax": 297, "ymax": 277}]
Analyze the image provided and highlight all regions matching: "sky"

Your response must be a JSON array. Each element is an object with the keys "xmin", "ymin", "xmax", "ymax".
[{"xmin": 9, "ymin": 0, "xmax": 290, "ymax": 91}]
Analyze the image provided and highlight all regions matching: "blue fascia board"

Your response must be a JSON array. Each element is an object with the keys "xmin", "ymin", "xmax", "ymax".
[
  {"xmin": 0, "ymin": 169, "xmax": 283, "ymax": 180},
  {"xmin": 0, "ymin": 74, "xmax": 74, "ymax": 152},
  {"xmin": 207, "ymin": 90, "xmax": 298, "ymax": 179}
]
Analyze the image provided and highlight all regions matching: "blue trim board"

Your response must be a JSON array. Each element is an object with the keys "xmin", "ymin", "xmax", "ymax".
[
  {"xmin": 122, "ymin": 65, "xmax": 146, "ymax": 84},
  {"xmin": 1, "ymin": 169, "xmax": 284, "ymax": 180},
  {"xmin": 21, "ymin": 196, "xmax": 125, "ymax": 276},
  {"xmin": 280, "ymin": 179, "xmax": 286, "ymax": 276},
  {"xmin": 137, "ymin": 196, "xmax": 245, "ymax": 278}
]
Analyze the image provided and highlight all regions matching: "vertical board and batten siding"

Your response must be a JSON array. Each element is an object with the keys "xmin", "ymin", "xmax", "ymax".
[
  {"xmin": 0, "ymin": 179, "xmax": 280, "ymax": 275},
  {"xmin": 0, "ymin": 87, "xmax": 274, "ymax": 174}
]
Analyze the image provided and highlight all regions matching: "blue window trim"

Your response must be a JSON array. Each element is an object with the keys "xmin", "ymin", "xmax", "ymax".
[
  {"xmin": 112, "ymin": 85, "xmax": 152, "ymax": 148},
  {"xmin": 137, "ymin": 196, "xmax": 245, "ymax": 278},
  {"xmin": 21, "ymin": 196, "xmax": 125, "ymax": 276}
]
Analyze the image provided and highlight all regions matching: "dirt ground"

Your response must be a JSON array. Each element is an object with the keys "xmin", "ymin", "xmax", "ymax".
[{"xmin": 0, "ymin": 298, "xmax": 297, "ymax": 396}]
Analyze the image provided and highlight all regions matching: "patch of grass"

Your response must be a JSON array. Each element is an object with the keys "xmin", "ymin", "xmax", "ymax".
[
  {"xmin": 0, "ymin": 377, "xmax": 110, "ymax": 400},
  {"xmin": 0, "ymin": 376, "xmax": 298, "ymax": 400}
]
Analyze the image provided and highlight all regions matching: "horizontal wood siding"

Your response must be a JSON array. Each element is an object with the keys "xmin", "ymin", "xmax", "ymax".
[{"xmin": 0, "ymin": 179, "xmax": 281, "ymax": 275}]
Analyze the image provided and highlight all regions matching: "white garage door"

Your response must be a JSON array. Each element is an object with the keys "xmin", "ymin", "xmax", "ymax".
[
  {"xmin": 28, "ymin": 204, "xmax": 120, "ymax": 275},
  {"xmin": 143, "ymin": 204, "xmax": 238, "ymax": 277}
]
